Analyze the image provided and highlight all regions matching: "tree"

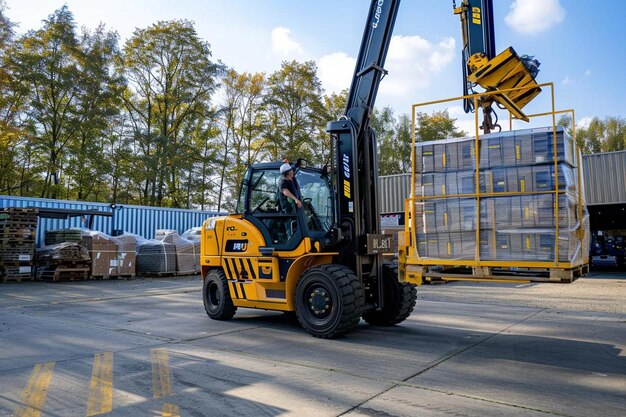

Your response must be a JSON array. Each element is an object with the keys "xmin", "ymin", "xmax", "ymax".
[
  {"xmin": 213, "ymin": 70, "xmax": 269, "ymax": 212},
  {"xmin": 264, "ymin": 60, "xmax": 325, "ymax": 162},
  {"xmin": 371, "ymin": 106, "xmax": 398, "ymax": 176},
  {"xmin": 414, "ymin": 109, "xmax": 466, "ymax": 142},
  {"xmin": 6, "ymin": 6, "xmax": 84, "ymax": 198},
  {"xmin": 0, "ymin": 1, "xmax": 27, "ymax": 195},
  {"xmin": 575, "ymin": 116, "xmax": 626, "ymax": 154},
  {"xmin": 64, "ymin": 24, "xmax": 123, "ymax": 201},
  {"xmin": 120, "ymin": 19, "xmax": 223, "ymax": 207},
  {"xmin": 314, "ymin": 89, "xmax": 347, "ymax": 165}
]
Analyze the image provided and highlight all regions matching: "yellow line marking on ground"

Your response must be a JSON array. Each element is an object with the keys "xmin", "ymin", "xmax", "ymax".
[
  {"xmin": 13, "ymin": 362, "xmax": 55, "ymax": 417},
  {"xmin": 86, "ymin": 352, "xmax": 113, "ymax": 416},
  {"xmin": 151, "ymin": 349, "xmax": 173, "ymax": 398},
  {"xmin": 162, "ymin": 403, "xmax": 180, "ymax": 417}
]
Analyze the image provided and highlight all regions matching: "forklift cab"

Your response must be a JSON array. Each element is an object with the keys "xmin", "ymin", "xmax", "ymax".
[{"xmin": 237, "ymin": 162, "xmax": 334, "ymax": 251}]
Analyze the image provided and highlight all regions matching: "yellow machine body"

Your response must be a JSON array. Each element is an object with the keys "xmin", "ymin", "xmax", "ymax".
[
  {"xmin": 468, "ymin": 47, "xmax": 542, "ymax": 121},
  {"xmin": 200, "ymin": 215, "xmax": 334, "ymax": 312}
]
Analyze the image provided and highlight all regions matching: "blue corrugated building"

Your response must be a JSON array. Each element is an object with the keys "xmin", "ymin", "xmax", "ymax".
[{"xmin": 0, "ymin": 195, "xmax": 225, "ymax": 246}]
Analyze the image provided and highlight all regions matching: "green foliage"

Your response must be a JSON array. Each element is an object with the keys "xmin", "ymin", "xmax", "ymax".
[
  {"xmin": 120, "ymin": 19, "xmax": 223, "ymax": 207},
  {"xmin": 415, "ymin": 110, "xmax": 466, "ymax": 142},
  {"xmin": 575, "ymin": 116, "xmax": 626, "ymax": 154},
  {"xmin": 264, "ymin": 60, "xmax": 325, "ymax": 162}
]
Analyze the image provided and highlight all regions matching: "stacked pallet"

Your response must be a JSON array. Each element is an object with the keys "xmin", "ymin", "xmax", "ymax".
[
  {"xmin": 156, "ymin": 229, "xmax": 199, "ymax": 274},
  {"xmin": 0, "ymin": 208, "xmax": 38, "ymax": 282},
  {"xmin": 35, "ymin": 242, "xmax": 91, "ymax": 281},
  {"xmin": 414, "ymin": 126, "xmax": 589, "ymax": 264}
]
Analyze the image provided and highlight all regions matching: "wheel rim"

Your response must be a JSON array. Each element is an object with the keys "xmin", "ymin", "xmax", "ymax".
[
  {"xmin": 303, "ymin": 282, "xmax": 334, "ymax": 325},
  {"xmin": 207, "ymin": 281, "xmax": 221, "ymax": 311}
]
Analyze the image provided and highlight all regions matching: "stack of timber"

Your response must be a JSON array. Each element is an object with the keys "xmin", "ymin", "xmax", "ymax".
[
  {"xmin": 135, "ymin": 234, "xmax": 177, "ymax": 276},
  {"xmin": 35, "ymin": 242, "xmax": 91, "ymax": 281},
  {"xmin": 0, "ymin": 208, "xmax": 38, "ymax": 282},
  {"xmin": 413, "ymin": 126, "xmax": 589, "ymax": 282},
  {"xmin": 156, "ymin": 229, "xmax": 199, "ymax": 274},
  {"xmin": 45, "ymin": 228, "xmax": 83, "ymax": 245}
]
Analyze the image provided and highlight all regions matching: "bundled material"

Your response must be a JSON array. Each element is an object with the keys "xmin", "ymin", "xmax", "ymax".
[
  {"xmin": 156, "ymin": 229, "xmax": 199, "ymax": 274},
  {"xmin": 413, "ymin": 126, "xmax": 589, "ymax": 264},
  {"xmin": 134, "ymin": 234, "xmax": 176, "ymax": 275},
  {"xmin": 35, "ymin": 242, "xmax": 91, "ymax": 281},
  {"xmin": 0, "ymin": 208, "xmax": 38, "ymax": 282}
]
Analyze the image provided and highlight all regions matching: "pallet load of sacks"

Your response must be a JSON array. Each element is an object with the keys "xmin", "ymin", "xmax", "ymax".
[{"xmin": 413, "ymin": 126, "xmax": 590, "ymax": 264}]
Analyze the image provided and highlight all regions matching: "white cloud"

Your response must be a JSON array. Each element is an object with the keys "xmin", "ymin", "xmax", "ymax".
[
  {"xmin": 317, "ymin": 35, "xmax": 455, "ymax": 106},
  {"xmin": 584, "ymin": 69, "xmax": 592, "ymax": 77},
  {"xmin": 317, "ymin": 52, "xmax": 356, "ymax": 95},
  {"xmin": 380, "ymin": 35, "xmax": 456, "ymax": 97},
  {"xmin": 577, "ymin": 117, "xmax": 593, "ymax": 129},
  {"xmin": 562, "ymin": 76, "xmax": 572, "ymax": 85},
  {"xmin": 505, "ymin": 0, "xmax": 565, "ymax": 34},
  {"xmin": 271, "ymin": 27, "xmax": 303, "ymax": 57}
]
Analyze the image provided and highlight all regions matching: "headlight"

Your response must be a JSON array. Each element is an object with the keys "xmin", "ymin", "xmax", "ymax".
[{"xmin": 205, "ymin": 219, "xmax": 216, "ymax": 230}]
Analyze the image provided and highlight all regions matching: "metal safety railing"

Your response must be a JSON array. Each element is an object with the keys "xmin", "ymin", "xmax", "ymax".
[{"xmin": 405, "ymin": 82, "xmax": 587, "ymax": 269}]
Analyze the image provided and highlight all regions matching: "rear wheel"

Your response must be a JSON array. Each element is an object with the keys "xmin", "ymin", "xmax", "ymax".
[
  {"xmin": 362, "ymin": 262, "xmax": 417, "ymax": 326},
  {"xmin": 295, "ymin": 264, "xmax": 364, "ymax": 339},
  {"xmin": 203, "ymin": 269, "xmax": 237, "ymax": 320}
]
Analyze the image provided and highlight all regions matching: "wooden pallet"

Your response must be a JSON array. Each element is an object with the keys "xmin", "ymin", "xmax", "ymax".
[
  {"xmin": 36, "ymin": 267, "xmax": 90, "ymax": 282},
  {"xmin": 419, "ymin": 264, "xmax": 589, "ymax": 284},
  {"xmin": 1, "ymin": 275, "xmax": 34, "ymax": 283}
]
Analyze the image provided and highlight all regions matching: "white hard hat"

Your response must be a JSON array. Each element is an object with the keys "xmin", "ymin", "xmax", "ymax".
[{"xmin": 280, "ymin": 162, "xmax": 293, "ymax": 174}]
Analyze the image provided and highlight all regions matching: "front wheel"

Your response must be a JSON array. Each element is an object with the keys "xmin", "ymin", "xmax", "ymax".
[
  {"xmin": 295, "ymin": 264, "xmax": 364, "ymax": 339},
  {"xmin": 203, "ymin": 269, "xmax": 237, "ymax": 320},
  {"xmin": 362, "ymin": 262, "xmax": 417, "ymax": 326}
]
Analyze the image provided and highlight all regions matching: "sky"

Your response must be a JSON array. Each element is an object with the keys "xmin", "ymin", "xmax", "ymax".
[{"xmin": 3, "ymin": 0, "xmax": 625, "ymax": 134}]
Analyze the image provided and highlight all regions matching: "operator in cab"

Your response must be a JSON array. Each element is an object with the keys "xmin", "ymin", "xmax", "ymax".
[{"xmin": 278, "ymin": 160, "xmax": 302, "ymax": 213}]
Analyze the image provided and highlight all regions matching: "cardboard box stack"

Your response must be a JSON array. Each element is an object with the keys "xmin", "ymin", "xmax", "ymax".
[
  {"xmin": 414, "ymin": 126, "xmax": 589, "ymax": 263},
  {"xmin": 156, "ymin": 229, "xmax": 198, "ymax": 274},
  {"xmin": 114, "ymin": 234, "xmax": 137, "ymax": 278},
  {"xmin": 78, "ymin": 231, "xmax": 119, "ymax": 278},
  {"xmin": 0, "ymin": 208, "xmax": 38, "ymax": 282}
]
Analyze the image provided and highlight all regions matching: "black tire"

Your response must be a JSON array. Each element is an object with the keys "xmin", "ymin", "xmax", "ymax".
[
  {"xmin": 295, "ymin": 264, "xmax": 364, "ymax": 339},
  {"xmin": 203, "ymin": 269, "xmax": 237, "ymax": 320},
  {"xmin": 362, "ymin": 262, "xmax": 417, "ymax": 326}
]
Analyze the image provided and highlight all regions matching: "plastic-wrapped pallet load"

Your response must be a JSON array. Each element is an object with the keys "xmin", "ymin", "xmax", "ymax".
[
  {"xmin": 78, "ymin": 231, "xmax": 119, "ymax": 278},
  {"xmin": 113, "ymin": 234, "xmax": 136, "ymax": 278},
  {"xmin": 132, "ymin": 233, "xmax": 176, "ymax": 275},
  {"xmin": 181, "ymin": 227, "xmax": 201, "ymax": 271},
  {"xmin": 413, "ymin": 125, "xmax": 589, "ymax": 266},
  {"xmin": 156, "ymin": 229, "xmax": 198, "ymax": 274}
]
